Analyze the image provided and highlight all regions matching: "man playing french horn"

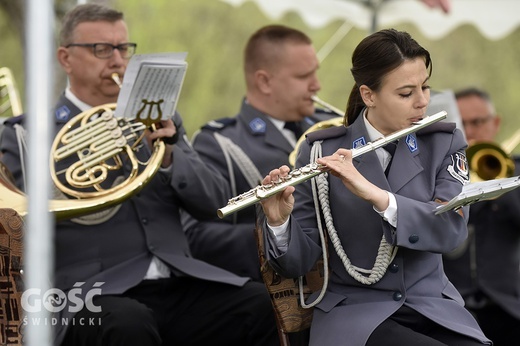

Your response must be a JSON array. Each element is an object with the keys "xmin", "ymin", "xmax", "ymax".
[{"xmin": 0, "ymin": 3, "xmax": 279, "ymax": 346}]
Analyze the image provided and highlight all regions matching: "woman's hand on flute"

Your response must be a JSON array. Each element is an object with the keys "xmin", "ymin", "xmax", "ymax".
[
  {"xmin": 318, "ymin": 149, "xmax": 389, "ymax": 211},
  {"xmin": 260, "ymin": 165, "xmax": 295, "ymax": 226}
]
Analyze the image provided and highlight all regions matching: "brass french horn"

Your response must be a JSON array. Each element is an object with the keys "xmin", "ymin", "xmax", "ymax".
[
  {"xmin": 466, "ymin": 128, "xmax": 520, "ymax": 181},
  {"xmin": 289, "ymin": 96, "xmax": 344, "ymax": 167},
  {"xmin": 0, "ymin": 73, "xmax": 166, "ymax": 221}
]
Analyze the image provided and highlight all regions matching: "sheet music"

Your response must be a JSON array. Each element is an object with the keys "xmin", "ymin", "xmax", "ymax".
[
  {"xmin": 115, "ymin": 52, "xmax": 187, "ymax": 123},
  {"xmin": 434, "ymin": 175, "xmax": 520, "ymax": 214}
]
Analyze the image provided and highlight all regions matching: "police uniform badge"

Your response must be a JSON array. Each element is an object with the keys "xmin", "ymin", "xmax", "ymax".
[
  {"xmin": 447, "ymin": 151, "xmax": 470, "ymax": 185},
  {"xmin": 55, "ymin": 105, "xmax": 71, "ymax": 122},
  {"xmin": 405, "ymin": 134, "xmax": 418, "ymax": 152},
  {"xmin": 352, "ymin": 136, "xmax": 366, "ymax": 149},
  {"xmin": 249, "ymin": 117, "xmax": 266, "ymax": 134}
]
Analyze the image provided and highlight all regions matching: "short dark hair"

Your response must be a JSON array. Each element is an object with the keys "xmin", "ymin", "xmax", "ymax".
[
  {"xmin": 244, "ymin": 25, "xmax": 312, "ymax": 75},
  {"xmin": 59, "ymin": 4, "xmax": 124, "ymax": 46},
  {"xmin": 454, "ymin": 87, "xmax": 491, "ymax": 102},
  {"xmin": 345, "ymin": 29, "xmax": 432, "ymax": 125}
]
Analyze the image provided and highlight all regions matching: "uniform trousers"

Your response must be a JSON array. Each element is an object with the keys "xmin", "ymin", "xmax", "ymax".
[
  {"xmin": 61, "ymin": 277, "xmax": 279, "ymax": 346},
  {"xmin": 366, "ymin": 305, "xmax": 486, "ymax": 346},
  {"xmin": 470, "ymin": 303, "xmax": 520, "ymax": 346}
]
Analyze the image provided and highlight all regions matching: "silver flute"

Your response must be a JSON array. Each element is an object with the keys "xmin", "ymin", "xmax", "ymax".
[{"xmin": 217, "ymin": 110, "xmax": 447, "ymax": 218}]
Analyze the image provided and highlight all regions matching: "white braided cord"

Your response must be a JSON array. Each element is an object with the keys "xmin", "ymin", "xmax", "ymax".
[
  {"xmin": 299, "ymin": 140, "xmax": 329, "ymax": 308},
  {"xmin": 307, "ymin": 141, "xmax": 398, "ymax": 288}
]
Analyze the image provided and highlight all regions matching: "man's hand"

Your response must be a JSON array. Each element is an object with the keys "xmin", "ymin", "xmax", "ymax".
[{"xmin": 146, "ymin": 118, "xmax": 177, "ymax": 168}]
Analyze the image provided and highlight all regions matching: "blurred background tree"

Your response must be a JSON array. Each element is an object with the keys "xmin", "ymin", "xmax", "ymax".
[{"xmin": 2, "ymin": 0, "xmax": 520, "ymax": 152}]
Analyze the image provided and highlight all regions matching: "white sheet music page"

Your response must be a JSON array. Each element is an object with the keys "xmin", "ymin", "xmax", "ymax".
[
  {"xmin": 115, "ymin": 52, "xmax": 188, "ymax": 125},
  {"xmin": 435, "ymin": 175, "xmax": 520, "ymax": 214}
]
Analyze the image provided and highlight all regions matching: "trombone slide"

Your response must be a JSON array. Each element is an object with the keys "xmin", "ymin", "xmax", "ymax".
[{"xmin": 217, "ymin": 110, "xmax": 447, "ymax": 218}]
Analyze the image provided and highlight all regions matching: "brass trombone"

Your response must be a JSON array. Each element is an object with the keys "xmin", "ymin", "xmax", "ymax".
[
  {"xmin": 0, "ymin": 67, "xmax": 23, "ymax": 117},
  {"xmin": 466, "ymin": 128, "xmax": 520, "ymax": 181}
]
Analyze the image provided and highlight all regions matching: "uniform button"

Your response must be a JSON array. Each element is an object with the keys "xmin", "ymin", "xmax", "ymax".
[
  {"xmin": 142, "ymin": 218, "xmax": 148, "ymax": 225},
  {"xmin": 389, "ymin": 263, "xmax": 399, "ymax": 273},
  {"xmin": 409, "ymin": 234, "xmax": 419, "ymax": 243},
  {"xmin": 392, "ymin": 291, "xmax": 403, "ymax": 301},
  {"xmin": 178, "ymin": 182, "xmax": 187, "ymax": 189}
]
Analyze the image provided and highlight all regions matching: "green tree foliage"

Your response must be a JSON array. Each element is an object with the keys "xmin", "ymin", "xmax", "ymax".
[{"xmin": 2, "ymin": 0, "xmax": 520, "ymax": 152}]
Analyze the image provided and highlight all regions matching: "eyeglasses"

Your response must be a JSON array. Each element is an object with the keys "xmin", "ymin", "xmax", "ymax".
[
  {"xmin": 462, "ymin": 115, "xmax": 494, "ymax": 128},
  {"xmin": 65, "ymin": 42, "xmax": 137, "ymax": 59}
]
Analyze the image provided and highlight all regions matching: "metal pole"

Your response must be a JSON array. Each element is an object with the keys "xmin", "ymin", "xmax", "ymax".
[{"xmin": 25, "ymin": 0, "xmax": 55, "ymax": 344}]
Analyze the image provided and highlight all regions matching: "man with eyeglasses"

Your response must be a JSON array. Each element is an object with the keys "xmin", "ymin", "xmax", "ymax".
[
  {"xmin": 0, "ymin": 3, "xmax": 279, "ymax": 346},
  {"xmin": 442, "ymin": 87, "xmax": 520, "ymax": 346}
]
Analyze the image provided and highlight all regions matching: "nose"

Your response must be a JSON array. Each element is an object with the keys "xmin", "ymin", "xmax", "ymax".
[
  {"xmin": 108, "ymin": 48, "xmax": 126, "ymax": 67},
  {"xmin": 310, "ymin": 73, "xmax": 321, "ymax": 92},
  {"xmin": 415, "ymin": 89, "xmax": 429, "ymax": 109}
]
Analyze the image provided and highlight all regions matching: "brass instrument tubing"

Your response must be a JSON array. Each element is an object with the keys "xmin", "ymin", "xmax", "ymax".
[
  {"xmin": 311, "ymin": 95, "xmax": 344, "ymax": 116},
  {"xmin": 217, "ymin": 111, "xmax": 447, "ymax": 218}
]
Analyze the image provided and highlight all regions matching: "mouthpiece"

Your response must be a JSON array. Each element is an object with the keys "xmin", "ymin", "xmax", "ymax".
[{"xmin": 111, "ymin": 73, "xmax": 122, "ymax": 88}]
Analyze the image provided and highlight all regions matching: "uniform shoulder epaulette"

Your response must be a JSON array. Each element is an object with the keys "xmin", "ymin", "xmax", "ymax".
[
  {"xmin": 306, "ymin": 125, "xmax": 347, "ymax": 144},
  {"xmin": 2, "ymin": 114, "xmax": 25, "ymax": 126},
  {"xmin": 201, "ymin": 117, "xmax": 236, "ymax": 131},
  {"xmin": 416, "ymin": 121, "xmax": 456, "ymax": 136}
]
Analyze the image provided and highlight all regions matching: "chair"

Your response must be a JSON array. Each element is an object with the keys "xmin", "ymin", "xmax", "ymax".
[
  {"xmin": 0, "ymin": 208, "xmax": 25, "ymax": 345},
  {"xmin": 254, "ymin": 208, "xmax": 325, "ymax": 345}
]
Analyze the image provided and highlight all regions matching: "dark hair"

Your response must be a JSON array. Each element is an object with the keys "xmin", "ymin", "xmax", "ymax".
[
  {"xmin": 59, "ymin": 4, "xmax": 124, "ymax": 46},
  {"xmin": 454, "ymin": 87, "xmax": 491, "ymax": 102},
  {"xmin": 345, "ymin": 29, "xmax": 432, "ymax": 126},
  {"xmin": 244, "ymin": 24, "xmax": 312, "ymax": 75}
]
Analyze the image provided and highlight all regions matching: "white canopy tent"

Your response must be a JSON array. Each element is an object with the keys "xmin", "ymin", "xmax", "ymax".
[{"xmin": 221, "ymin": 0, "xmax": 520, "ymax": 41}]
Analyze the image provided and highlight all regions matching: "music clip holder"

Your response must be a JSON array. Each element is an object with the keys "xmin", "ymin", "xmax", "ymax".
[{"xmin": 434, "ymin": 175, "xmax": 520, "ymax": 215}]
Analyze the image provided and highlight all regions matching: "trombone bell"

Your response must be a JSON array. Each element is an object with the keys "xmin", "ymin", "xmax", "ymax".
[{"xmin": 466, "ymin": 141, "xmax": 515, "ymax": 181}]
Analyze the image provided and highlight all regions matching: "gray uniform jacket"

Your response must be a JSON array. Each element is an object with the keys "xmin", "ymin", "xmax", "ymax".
[
  {"xmin": 443, "ymin": 156, "xmax": 520, "ymax": 320},
  {"xmin": 184, "ymin": 98, "xmax": 338, "ymax": 280},
  {"xmin": 0, "ymin": 94, "xmax": 249, "ymax": 344},
  {"xmin": 263, "ymin": 112, "xmax": 491, "ymax": 345}
]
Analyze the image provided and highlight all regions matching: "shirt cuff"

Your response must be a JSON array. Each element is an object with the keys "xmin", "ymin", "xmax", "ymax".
[
  {"xmin": 374, "ymin": 191, "xmax": 398, "ymax": 227},
  {"xmin": 267, "ymin": 218, "xmax": 290, "ymax": 251}
]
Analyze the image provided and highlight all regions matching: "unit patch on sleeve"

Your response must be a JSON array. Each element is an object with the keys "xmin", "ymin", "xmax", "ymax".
[{"xmin": 447, "ymin": 151, "xmax": 470, "ymax": 185}]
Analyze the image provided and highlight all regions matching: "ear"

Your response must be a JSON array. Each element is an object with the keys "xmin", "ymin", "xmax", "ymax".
[
  {"xmin": 57, "ymin": 46, "xmax": 72, "ymax": 74},
  {"xmin": 254, "ymin": 70, "xmax": 271, "ymax": 94},
  {"xmin": 359, "ymin": 85, "xmax": 375, "ymax": 108},
  {"xmin": 492, "ymin": 115, "xmax": 501, "ymax": 135}
]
